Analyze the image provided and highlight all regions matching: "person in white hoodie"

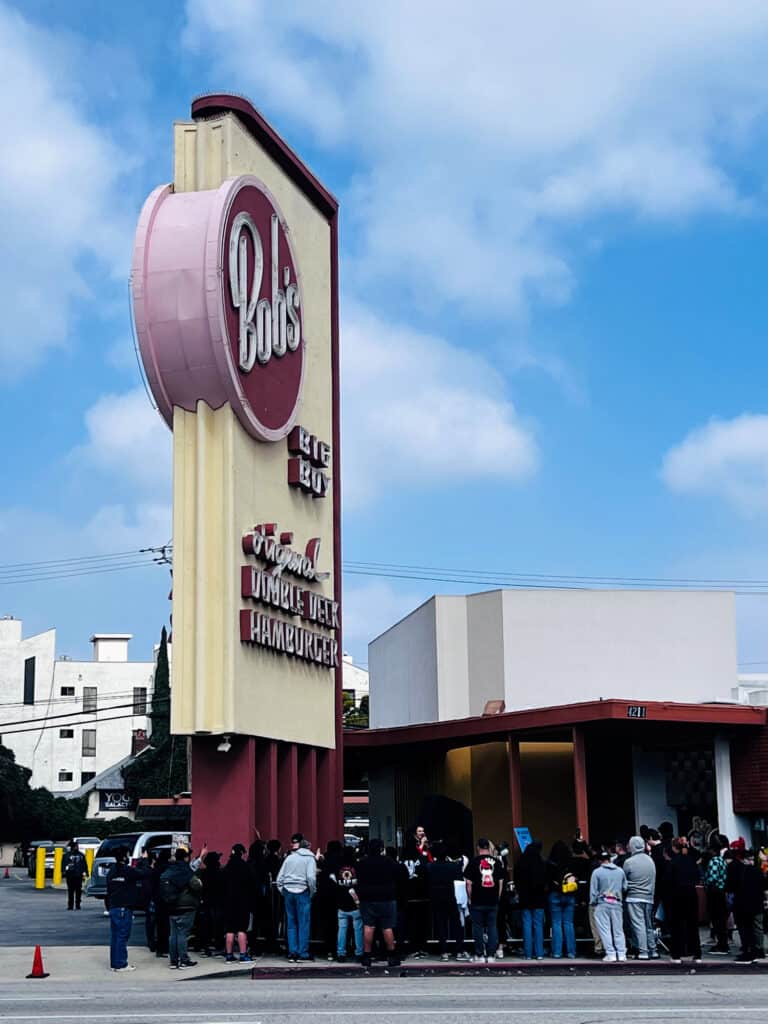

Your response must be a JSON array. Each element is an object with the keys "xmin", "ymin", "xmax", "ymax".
[
  {"xmin": 276, "ymin": 834, "xmax": 317, "ymax": 962},
  {"xmin": 589, "ymin": 849, "xmax": 628, "ymax": 962},
  {"xmin": 623, "ymin": 836, "xmax": 658, "ymax": 960}
]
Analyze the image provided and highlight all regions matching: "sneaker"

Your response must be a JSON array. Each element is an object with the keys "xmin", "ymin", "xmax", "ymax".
[
  {"xmin": 112, "ymin": 964, "xmax": 136, "ymax": 972},
  {"xmin": 734, "ymin": 954, "xmax": 754, "ymax": 964},
  {"xmin": 602, "ymin": 955, "xmax": 618, "ymax": 963},
  {"xmin": 709, "ymin": 947, "xmax": 729, "ymax": 956},
  {"xmin": 387, "ymin": 956, "xmax": 401, "ymax": 968},
  {"xmin": 239, "ymin": 954, "xmax": 253, "ymax": 963},
  {"xmin": 692, "ymin": 958, "xmax": 702, "ymax": 964},
  {"xmin": 336, "ymin": 955, "xmax": 347, "ymax": 963},
  {"xmin": 617, "ymin": 956, "xmax": 627, "ymax": 962},
  {"xmin": 287, "ymin": 954, "xmax": 297, "ymax": 963},
  {"xmin": 456, "ymin": 951, "xmax": 471, "ymax": 962},
  {"xmin": 495, "ymin": 949, "xmax": 504, "ymax": 960},
  {"xmin": 168, "ymin": 961, "xmax": 179, "ymax": 970},
  {"xmin": 671, "ymin": 958, "xmax": 683, "ymax": 965},
  {"xmin": 536, "ymin": 956, "xmax": 544, "ymax": 961},
  {"xmin": 179, "ymin": 959, "xmax": 197, "ymax": 968},
  {"xmin": 638, "ymin": 953, "xmax": 649, "ymax": 961},
  {"xmin": 649, "ymin": 952, "xmax": 661, "ymax": 959},
  {"xmin": 473, "ymin": 955, "xmax": 486, "ymax": 963},
  {"xmin": 225, "ymin": 954, "xmax": 236, "ymax": 963},
  {"xmin": 360, "ymin": 955, "xmax": 372, "ymax": 969}
]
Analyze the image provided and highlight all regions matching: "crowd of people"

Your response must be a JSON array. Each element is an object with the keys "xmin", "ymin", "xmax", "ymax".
[{"xmin": 95, "ymin": 824, "xmax": 768, "ymax": 972}]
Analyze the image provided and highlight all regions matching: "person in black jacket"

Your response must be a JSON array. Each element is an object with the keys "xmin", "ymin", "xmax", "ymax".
[
  {"xmin": 151, "ymin": 850, "xmax": 171, "ymax": 957},
  {"xmin": 161, "ymin": 847, "xmax": 203, "ymax": 970},
  {"xmin": 667, "ymin": 837, "xmax": 701, "ymax": 963},
  {"xmin": 221, "ymin": 843, "xmax": 254, "ymax": 963},
  {"xmin": 514, "ymin": 841, "xmax": 547, "ymax": 960},
  {"xmin": 546, "ymin": 840, "xmax": 577, "ymax": 958},
  {"xmin": 426, "ymin": 841, "xmax": 467, "ymax": 961},
  {"xmin": 356, "ymin": 838, "xmax": 402, "ymax": 968},
  {"xmin": 62, "ymin": 840, "xmax": 88, "ymax": 911},
  {"xmin": 105, "ymin": 847, "xmax": 139, "ymax": 972},
  {"xmin": 730, "ymin": 849, "xmax": 767, "ymax": 963}
]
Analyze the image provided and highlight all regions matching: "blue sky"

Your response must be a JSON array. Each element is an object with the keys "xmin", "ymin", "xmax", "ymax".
[{"xmin": 3, "ymin": 0, "xmax": 768, "ymax": 670}]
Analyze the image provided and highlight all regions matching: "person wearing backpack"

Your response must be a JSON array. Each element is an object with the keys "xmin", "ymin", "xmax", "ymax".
[
  {"xmin": 160, "ymin": 847, "xmax": 203, "ymax": 969},
  {"xmin": 62, "ymin": 839, "xmax": 88, "ymax": 911},
  {"xmin": 546, "ymin": 840, "xmax": 578, "ymax": 958}
]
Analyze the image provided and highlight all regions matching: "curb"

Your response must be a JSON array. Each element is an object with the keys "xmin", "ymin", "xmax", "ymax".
[{"xmin": 181, "ymin": 959, "xmax": 768, "ymax": 981}]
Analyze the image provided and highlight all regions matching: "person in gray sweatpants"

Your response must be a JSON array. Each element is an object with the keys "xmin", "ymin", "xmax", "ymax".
[
  {"xmin": 589, "ymin": 850, "xmax": 628, "ymax": 962},
  {"xmin": 623, "ymin": 836, "xmax": 658, "ymax": 959}
]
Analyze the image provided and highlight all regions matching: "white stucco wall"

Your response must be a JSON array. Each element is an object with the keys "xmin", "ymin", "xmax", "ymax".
[
  {"xmin": 500, "ymin": 590, "xmax": 737, "ymax": 710},
  {"xmin": 368, "ymin": 589, "xmax": 739, "ymax": 726},
  {"xmin": 369, "ymin": 599, "xmax": 439, "ymax": 728},
  {"xmin": 0, "ymin": 620, "xmax": 154, "ymax": 793}
]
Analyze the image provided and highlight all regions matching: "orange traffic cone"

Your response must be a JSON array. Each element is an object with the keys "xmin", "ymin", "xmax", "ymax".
[
  {"xmin": 26, "ymin": 945, "xmax": 49, "ymax": 979},
  {"xmin": 3, "ymin": 867, "xmax": 9, "ymax": 879}
]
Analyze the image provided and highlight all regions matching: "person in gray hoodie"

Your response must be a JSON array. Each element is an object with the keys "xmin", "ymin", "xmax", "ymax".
[
  {"xmin": 623, "ymin": 836, "xmax": 658, "ymax": 960},
  {"xmin": 276, "ymin": 834, "xmax": 317, "ymax": 962},
  {"xmin": 589, "ymin": 849, "xmax": 628, "ymax": 962}
]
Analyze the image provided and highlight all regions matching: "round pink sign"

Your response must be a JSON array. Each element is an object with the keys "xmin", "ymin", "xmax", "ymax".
[{"xmin": 131, "ymin": 175, "xmax": 305, "ymax": 442}]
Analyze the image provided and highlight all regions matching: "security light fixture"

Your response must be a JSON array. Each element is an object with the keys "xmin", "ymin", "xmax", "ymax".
[{"xmin": 217, "ymin": 735, "xmax": 232, "ymax": 753}]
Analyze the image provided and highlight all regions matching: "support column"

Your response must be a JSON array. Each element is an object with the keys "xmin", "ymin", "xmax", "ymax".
[
  {"xmin": 507, "ymin": 735, "xmax": 523, "ymax": 835},
  {"xmin": 572, "ymin": 726, "xmax": 589, "ymax": 842},
  {"xmin": 298, "ymin": 746, "xmax": 319, "ymax": 845},
  {"xmin": 191, "ymin": 735, "xmax": 256, "ymax": 852},
  {"xmin": 278, "ymin": 742, "xmax": 299, "ymax": 840},
  {"xmin": 714, "ymin": 734, "xmax": 752, "ymax": 841},
  {"xmin": 254, "ymin": 738, "xmax": 279, "ymax": 839}
]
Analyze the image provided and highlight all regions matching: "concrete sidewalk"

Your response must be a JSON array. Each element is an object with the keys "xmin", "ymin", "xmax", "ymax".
[{"xmin": 2, "ymin": 945, "xmax": 767, "ymax": 983}]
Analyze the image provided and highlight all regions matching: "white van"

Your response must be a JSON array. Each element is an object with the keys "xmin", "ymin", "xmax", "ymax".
[{"xmin": 86, "ymin": 831, "xmax": 191, "ymax": 899}]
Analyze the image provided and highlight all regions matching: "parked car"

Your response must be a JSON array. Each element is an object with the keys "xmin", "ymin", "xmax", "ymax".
[
  {"xmin": 71, "ymin": 836, "xmax": 102, "ymax": 860},
  {"xmin": 26, "ymin": 840, "xmax": 54, "ymax": 877},
  {"xmin": 86, "ymin": 831, "xmax": 191, "ymax": 899}
]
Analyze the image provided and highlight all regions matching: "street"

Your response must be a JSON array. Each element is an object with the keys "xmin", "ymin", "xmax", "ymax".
[{"xmin": 1, "ymin": 976, "xmax": 768, "ymax": 1023}]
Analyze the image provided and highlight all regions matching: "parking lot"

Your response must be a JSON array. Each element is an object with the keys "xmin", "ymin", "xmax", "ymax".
[{"xmin": 0, "ymin": 872, "xmax": 118, "ymax": 946}]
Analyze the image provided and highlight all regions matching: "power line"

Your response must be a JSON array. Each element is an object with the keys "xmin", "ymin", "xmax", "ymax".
[
  {"xmin": 0, "ymin": 696, "xmax": 168, "ymax": 731},
  {"xmin": 0, "ymin": 705, "xmax": 168, "ymax": 738},
  {"xmin": 0, "ymin": 686, "xmax": 154, "ymax": 710},
  {"xmin": 0, "ymin": 549, "xmax": 154, "ymax": 573}
]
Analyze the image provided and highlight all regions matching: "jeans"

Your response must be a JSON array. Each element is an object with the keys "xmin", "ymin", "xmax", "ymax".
[
  {"xmin": 548, "ymin": 892, "xmax": 576, "ymax": 957},
  {"xmin": 669, "ymin": 888, "xmax": 701, "ymax": 960},
  {"xmin": 626, "ymin": 901, "xmax": 657, "ymax": 956},
  {"xmin": 433, "ymin": 900, "xmax": 465, "ymax": 956},
  {"xmin": 470, "ymin": 904, "xmax": 498, "ymax": 957},
  {"xmin": 736, "ymin": 911, "xmax": 765, "ymax": 958},
  {"xmin": 109, "ymin": 906, "xmax": 133, "ymax": 969},
  {"xmin": 522, "ymin": 907, "xmax": 545, "ymax": 959},
  {"xmin": 707, "ymin": 888, "xmax": 728, "ymax": 950},
  {"xmin": 284, "ymin": 889, "xmax": 312, "ymax": 958},
  {"xmin": 594, "ymin": 901, "xmax": 626, "ymax": 958},
  {"xmin": 337, "ymin": 908, "xmax": 363, "ymax": 957},
  {"xmin": 66, "ymin": 877, "xmax": 83, "ymax": 910},
  {"xmin": 169, "ymin": 909, "xmax": 196, "ymax": 965}
]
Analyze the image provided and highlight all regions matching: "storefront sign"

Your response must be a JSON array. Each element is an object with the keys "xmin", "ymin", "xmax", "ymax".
[
  {"xmin": 133, "ymin": 175, "xmax": 305, "ymax": 443},
  {"xmin": 99, "ymin": 791, "xmax": 135, "ymax": 812}
]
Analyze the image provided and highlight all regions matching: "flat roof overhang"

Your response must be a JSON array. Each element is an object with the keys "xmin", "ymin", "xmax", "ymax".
[{"xmin": 344, "ymin": 699, "xmax": 767, "ymax": 754}]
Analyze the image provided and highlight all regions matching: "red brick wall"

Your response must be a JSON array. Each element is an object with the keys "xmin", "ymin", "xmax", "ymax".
[{"xmin": 731, "ymin": 726, "xmax": 768, "ymax": 813}]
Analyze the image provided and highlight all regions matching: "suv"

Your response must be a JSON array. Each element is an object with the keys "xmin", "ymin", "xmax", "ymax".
[{"xmin": 86, "ymin": 832, "xmax": 190, "ymax": 899}]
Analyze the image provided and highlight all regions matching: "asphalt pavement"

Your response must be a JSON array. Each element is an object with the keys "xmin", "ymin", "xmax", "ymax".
[
  {"xmin": 0, "ymin": 871, "xmax": 111, "ymax": 946},
  {"xmin": 1, "ymin": 975, "xmax": 768, "ymax": 1023}
]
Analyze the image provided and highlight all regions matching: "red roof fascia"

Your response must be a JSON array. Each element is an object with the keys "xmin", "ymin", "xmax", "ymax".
[{"xmin": 344, "ymin": 699, "xmax": 766, "ymax": 749}]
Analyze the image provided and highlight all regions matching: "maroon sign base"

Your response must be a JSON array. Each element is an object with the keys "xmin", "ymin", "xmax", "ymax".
[{"xmin": 191, "ymin": 735, "xmax": 343, "ymax": 853}]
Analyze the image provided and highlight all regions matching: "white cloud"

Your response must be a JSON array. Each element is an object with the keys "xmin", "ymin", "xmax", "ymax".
[
  {"xmin": 341, "ymin": 305, "xmax": 537, "ymax": 506},
  {"xmin": 184, "ymin": 0, "xmax": 768, "ymax": 313},
  {"xmin": 74, "ymin": 388, "xmax": 172, "ymax": 494},
  {"xmin": 0, "ymin": 3, "xmax": 134, "ymax": 378},
  {"xmin": 662, "ymin": 414, "xmax": 768, "ymax": 514}
]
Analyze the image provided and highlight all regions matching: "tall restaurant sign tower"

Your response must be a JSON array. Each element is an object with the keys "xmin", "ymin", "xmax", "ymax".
[{"xmin": 131, "ymin": 94, "xmax": 342, "ymax": 849}]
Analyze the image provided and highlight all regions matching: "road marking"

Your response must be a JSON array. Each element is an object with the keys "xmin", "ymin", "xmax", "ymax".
[{"xmin": 3, "ymin": 1010, "xmax": 768, "ymax": 1020}]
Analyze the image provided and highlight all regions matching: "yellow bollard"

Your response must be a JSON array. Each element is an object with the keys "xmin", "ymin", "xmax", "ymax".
[
  {"xmin": 34, "ymin": 846, "xmax": 45, "ymax": 889},
  {"xmin": 84, "ymin": 848, "xmax": 94, "ymax": 876},
  {"xmin": 52, "ymin": 847, "xmax": 63, "ymax": 887}
]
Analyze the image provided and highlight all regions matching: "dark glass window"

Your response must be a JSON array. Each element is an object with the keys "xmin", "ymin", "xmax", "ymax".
[{"xmin": 23, "ymin": 657, "xmax": 35, "ymax": 705}]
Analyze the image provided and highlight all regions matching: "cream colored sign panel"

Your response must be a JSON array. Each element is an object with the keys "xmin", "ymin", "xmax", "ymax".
[{"xmin": 164, "ymin": 114, "xmax": 336, "ymax": 748}]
